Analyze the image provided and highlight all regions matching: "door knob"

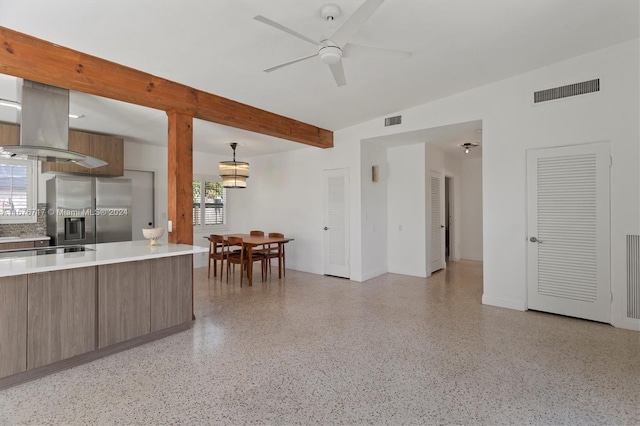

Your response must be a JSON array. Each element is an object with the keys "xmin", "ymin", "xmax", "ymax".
[
  {"xmin": 323, "ymin": 227, "xmax": 329, "ymax": 231},
  {"xmin": 529, "ymin": 237, "xmax": 542, "ymax": 243}
]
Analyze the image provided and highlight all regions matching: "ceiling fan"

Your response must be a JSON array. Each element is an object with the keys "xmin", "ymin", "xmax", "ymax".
[{"xmin": 254, "ymin": 0, "xmax": 412, "ymax": 87}]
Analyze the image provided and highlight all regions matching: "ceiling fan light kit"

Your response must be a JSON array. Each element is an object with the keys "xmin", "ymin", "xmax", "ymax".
[
  {"xmin": 254, "ymin": 0, "xmax": 411, "ymax": 87},
  {"xmin": 459, "ymin": 142, "xmax": 480, "ymax": 154},
  {"xmin": 319, "ymin": 43, "xmax": 342, "ymax": 64}
]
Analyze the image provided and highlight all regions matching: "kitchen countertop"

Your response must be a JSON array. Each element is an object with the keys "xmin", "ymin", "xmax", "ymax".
[
  {"xmin": 0, "ymin": 235, "xmax": 51, "ymax": 243},
  {"xmin": 0, "ymin": 240, "xmax": 208, "ymax": 277}
]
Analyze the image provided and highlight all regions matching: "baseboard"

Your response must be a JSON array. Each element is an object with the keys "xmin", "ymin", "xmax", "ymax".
[
  {"xmin": 612, "ymin": 315, "xmax": 640, "ymax": 331},
  {"xmin": 360, "ymin": 269, "xmax": 388, "ymax": 282},
  {"xmin": 482, "ymin": 294, "xmax": 526, "ymax": 311},
  {"xmin": 460, "ymin": 255, "xmax": 483, "ymax": 262},
  {"xmin": 387, "ymin": 268, "xmax": 427, "ymax": 278}
]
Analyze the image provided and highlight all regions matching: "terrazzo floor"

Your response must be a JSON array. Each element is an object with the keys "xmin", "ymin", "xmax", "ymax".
[{"xmin": 1, "ymin": 260, "xmax": 639, "ymax": 425}]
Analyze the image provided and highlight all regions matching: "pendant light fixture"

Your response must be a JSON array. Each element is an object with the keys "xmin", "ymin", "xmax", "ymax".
[{"xmin": 219, "ymin": 142, "xmax": 249, "ymax": 188}]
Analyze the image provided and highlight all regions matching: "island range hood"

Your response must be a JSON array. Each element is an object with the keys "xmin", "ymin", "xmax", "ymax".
[{"xmin": 0, "ymin": 80, "xmax": 107, "ymax": 168}]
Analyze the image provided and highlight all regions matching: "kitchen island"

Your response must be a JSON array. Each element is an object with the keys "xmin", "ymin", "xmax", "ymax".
[{"xmin": 0, "ymin": 241, "xmax": 208, "ymax": 389}]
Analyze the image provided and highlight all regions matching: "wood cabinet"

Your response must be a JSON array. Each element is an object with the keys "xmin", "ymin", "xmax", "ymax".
[
  {"xmin": 0, "ymin": 240, "xmax": 50, "ymax": 250},
  {"xmin": 0, "ymin": 241, "xmax": 36, "ymax": 250},
  {"xmin": 151, "ymin": 255, "xmax": 192, "ymax": 332},
  {"xmin": 0, "ymin": 275, "xmax": 27, "ymax": 379},
  {"xmin": 98, "ymin": 260, "xmax": 151, "ymax": 348},
  {"xmin": 27, "ymin": 267, "xmax": 96, "ymax": 369},
  {"xmin": 0, "ymin": 254, "xmax": 192, "ymax": 384},
  {"xmin": 88, "ymin": 133, "xmax": 124, "ymax": 177},
  {"xmin": 0, "ymin": 122, "xmax": 19, "ymax": 146},
  {"xmin": 41, "ymin": 129, "xmax": 124, "ymax": 177},
  {"xmin": 0, "ymin": 122, "xmax": 124, "ymax": 176},
  {"xmin": 34, "ymin": 239, "xmax": 50, "ymax": 247}
]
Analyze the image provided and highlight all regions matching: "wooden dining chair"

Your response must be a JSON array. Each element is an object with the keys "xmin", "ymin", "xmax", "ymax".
[
  {"xmin": 207, "ymin": 234, "xmax": 227, "ymax": 280},
  {"xmin": 226, "ymin": 236, "xmax": 265, "ymax": 286},
  {"xmin": 263, "ymin": 232, "xmax": 286, "ymax": 277},
  {"xmin": 249, "ymin": 230, "xmax": 268, "ymax": 275}
]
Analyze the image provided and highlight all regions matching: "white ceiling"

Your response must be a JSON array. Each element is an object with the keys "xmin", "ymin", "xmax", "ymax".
[
  {"xmin": 0, "ymin": 0, "xmax": 637, "ymax": 157},
  {"xmin": 365, "ymin": 120, "xmax": 483, "ymax": 159}
]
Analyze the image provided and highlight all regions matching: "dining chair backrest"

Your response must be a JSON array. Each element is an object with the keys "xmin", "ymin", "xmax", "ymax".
[
  {"xmin": 250, "ymin": 230, "xmax": 264, "ymax": 236},
  {"xmin": 227, "ymin": 236, "xmax": 243, "ymax": 250},
  {"xmin": 207, "ymin": 234, "xmax": 227, "ymax": 280},
  {"xmin": 208, "ymin": 234, "xmax": 225, "ymax": 254},
  {"xmin": 264, "ymin": 232, "xmax": 286, "ymax": 277}
]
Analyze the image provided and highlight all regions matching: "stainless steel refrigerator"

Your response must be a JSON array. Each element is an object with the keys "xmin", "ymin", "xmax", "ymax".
[{"xmin": 46, "ymin": 176, "xmax": 132, "ymax": 245}]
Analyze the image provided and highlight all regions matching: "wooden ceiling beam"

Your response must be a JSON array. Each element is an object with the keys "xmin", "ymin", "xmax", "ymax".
[{"xmin": 0, "ymin": 26, "xmax": 333, "ymax": 149}]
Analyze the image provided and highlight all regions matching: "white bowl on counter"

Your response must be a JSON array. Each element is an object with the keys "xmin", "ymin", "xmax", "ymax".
[{"xmin": 142, "ymin": 227, "xmax": 164, "ymax": 246}]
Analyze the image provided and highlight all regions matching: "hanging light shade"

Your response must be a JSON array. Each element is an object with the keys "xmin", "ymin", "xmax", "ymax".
[{"xmin": 219, "ymin": 142, "xmax": 249, "ymax": 188}]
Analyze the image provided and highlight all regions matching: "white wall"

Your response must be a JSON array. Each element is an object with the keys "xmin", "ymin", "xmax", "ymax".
[
  {"xmin": 123, "ymin": 142, "xmax": 168, "ymax": 242},
  {"xmin": 223, "ymin": 133, "xmax": 362, "ymax": 277},
  {"xmin": 338, "ymin": 39, "xmax": 639, "ymax": 329},
  {"xmin": 360, "ymin": 142, "xmax": 388, "ymax": 280},
  {"xmin": 460, "ymin": 157, "xmax": 483, "ymax": 261},
  {"xmin": 387, "ymin": 143, "xmax": 426, "ymax": 277},
  {"xmin": 64, "ymin": 38, "xmax": 638, "ymax": 330}
]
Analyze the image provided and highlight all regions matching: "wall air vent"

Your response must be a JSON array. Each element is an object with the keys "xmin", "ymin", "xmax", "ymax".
[
  {"xmin": 534, "ymin": 79, "xmax": 600, "ymax": 103},
  {"xmin": 384, "ymin": 115, "xmax": 402, "ymax": 127}
]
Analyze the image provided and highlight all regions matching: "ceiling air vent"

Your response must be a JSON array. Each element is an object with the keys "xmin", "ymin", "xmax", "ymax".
[
  {"xmin": 384, "ymin": 115, "xmax": 402, "ymax": 127},
  {"xmin": 534, "ymin": 79, "xmax": 600, "ymax": 104}
]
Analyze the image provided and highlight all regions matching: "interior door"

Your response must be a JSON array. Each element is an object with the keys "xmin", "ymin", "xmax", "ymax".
[
  {"xmin": 430, "ymin": 170, "xmax": 445, "ymax": 273},
  {"xmin": 527, "ymin": 142, "xmax": 610, "ymax": 323},
  {"xmin": 123, "ymin": 170, "xmax": 155, "ymax": 241},
  {"xmin": 323, "ymin": 168, "xmax": 350, "ymax": 278}
]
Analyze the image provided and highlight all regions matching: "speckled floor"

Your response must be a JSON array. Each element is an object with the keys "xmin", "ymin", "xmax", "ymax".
[{"xmin": 0, "ymin": 260, "xmax": 638, "ymax": 425}]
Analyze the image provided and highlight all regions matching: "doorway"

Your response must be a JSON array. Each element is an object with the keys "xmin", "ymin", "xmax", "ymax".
[
  {"xmin": 526, "ymin": 142, "xmax": 610, "ymax": 323},
  {"xmin": 430, "ymin": 170, "xmax": 445, "ymax": 273},
  {"xmin": 323, "ymin": 168, "xmax": 350, "ymax": 278}
]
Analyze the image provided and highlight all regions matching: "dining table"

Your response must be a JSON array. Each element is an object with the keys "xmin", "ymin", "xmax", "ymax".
[{"xmin": 220, "ymin": 233, "xmax": 294, "ymax": 286}]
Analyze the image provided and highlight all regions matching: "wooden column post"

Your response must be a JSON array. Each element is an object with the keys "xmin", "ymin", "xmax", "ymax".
[{"xmin": 167, "ymin": 110, "xmax": 193, "ymax": 245}]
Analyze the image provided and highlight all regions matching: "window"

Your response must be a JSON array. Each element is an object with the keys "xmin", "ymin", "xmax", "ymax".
[
  {"xmin": 193, "ymin": 177, "xmax": 226, "ymax": 228},
  {"xmin": 0, "ymin": 158, "xmax": 37, "ymax": 224}
]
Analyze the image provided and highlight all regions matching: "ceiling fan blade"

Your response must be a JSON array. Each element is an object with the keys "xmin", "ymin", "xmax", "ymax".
[
  {"xmin": 254, "ymin": 15, "xmax": 319, "ymax": 47},
  {"xmin": 329, "ymin": 0, "xmax": 385, "ymax": 47},
  {"xmin": 264, "ymin": 54, "xmax": 317, "ymax": 73},
  {"xmin": 329, "ymin": 61, "xmax": 347, "ymax": 87},
  {"xmin": 342, "ymin": 43, "xmax": 412, "ymax": 60}
]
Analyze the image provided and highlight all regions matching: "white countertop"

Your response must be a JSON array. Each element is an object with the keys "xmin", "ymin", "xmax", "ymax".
[
  {"xmin": 0, "ymin": 235, "xmax": 51, "ymax": 243},
  {"xmin": 0, "ymin": 240, "xmax": 208, "ymax": 277}
]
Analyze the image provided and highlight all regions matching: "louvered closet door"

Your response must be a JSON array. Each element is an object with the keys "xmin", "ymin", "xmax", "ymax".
[
  {"xmin": 527, "ymin": 143, "xmax": 610, "ymax": 323},
  {"xmin": 430, "ymin": 171, "xmax": 445, "ymax": 273},
  {"xmin": 323, "ymin": 168, "xmax": 350, "ymax": 278}
]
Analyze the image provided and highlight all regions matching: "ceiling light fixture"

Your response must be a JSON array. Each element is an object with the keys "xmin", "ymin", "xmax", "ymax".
[
  {"xmin": 219, "ymin": 142, "xmax": 249, "ymax": 188},
  {"xmin": 0, "ymin": 98, "xmax": 84, "ymax": 119},
  {"xmin": 459, "ymin": 142, "xmax": 479, "ymax": 154}
]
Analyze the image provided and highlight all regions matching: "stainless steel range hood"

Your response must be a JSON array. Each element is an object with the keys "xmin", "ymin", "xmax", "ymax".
[{"xmin": 0, "ymin": 80, "xmax": 107, "ymax": 168}]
